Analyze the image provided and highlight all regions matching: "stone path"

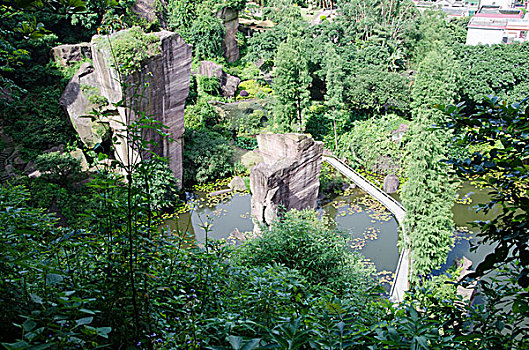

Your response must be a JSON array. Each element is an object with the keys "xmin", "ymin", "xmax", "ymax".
[{"xmin": 323, "ymin": 156, "xmax": 410, "ymax": 302}]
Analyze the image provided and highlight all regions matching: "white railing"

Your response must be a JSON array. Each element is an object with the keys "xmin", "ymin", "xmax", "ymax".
[{"xmin": 322, "ymin": 156, "xmax": 410, "ymax": 302}]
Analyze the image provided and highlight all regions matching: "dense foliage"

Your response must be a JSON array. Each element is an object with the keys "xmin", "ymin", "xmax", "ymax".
[
  {"xmin": 2, "ymin": 0, "xmax": 529, "ymax": 348},
  {"xmin": 235, "ymin": 210, "xmax": 376, "ymax": 295},
  {"xmin": 401, "ymin": 48, "xmax": 458, "ymax": 278}
]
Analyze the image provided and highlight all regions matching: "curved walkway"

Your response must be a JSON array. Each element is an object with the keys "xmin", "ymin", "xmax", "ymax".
[{"xmin": 322, "ymin": 156, "xmax": 409, "ymax": 302}]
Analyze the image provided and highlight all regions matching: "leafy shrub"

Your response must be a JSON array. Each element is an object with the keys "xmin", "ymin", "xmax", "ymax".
[
  {"xmin": 183, "ymin": 129, "xmax": 234, "ymax": 184},
  {"xmin": 234, "ymin": 209, "xmax": 376, "ymax": 295},
  {"xmin": 319, "ymin": 162, "xmax": 347, "ymax": 196},
  {"xmin": 95, "ymin": 27, "xmax": 161, "ymax": 75},
  {"xmin": 236, "ymin": 79, "xmax": 273, "ymax": 100},
  {"xmin": 235, "ymin": 136, "xmax": 257, "ymax": 150},
  {"xmin": 184, "ymin": 100, "xmax": 221, "ymax": 130},
  {"xmin": 34, "ymin": 151, "xmax": 83, "ymax": 186},
  {"xmin": 337, "ymin": 114, "xmax": 408, "ymax": 176},
  {"xmin": 239, "ymin": 62, "xmax": 260, "ymax": 81},
  {"xmin": 198, "ymin": 75, "xmax": 221, "ymax": 96},
  {"xmin": 180, "ymin": 14, "xmax": 225, "ymax": 61},
  {"xmin": 132, "ymin": 160, "xmax": 181, "ymax": 211},
  {"xmin": 4, "ymin": 89, "xmax": 76, "ymax": 160}
]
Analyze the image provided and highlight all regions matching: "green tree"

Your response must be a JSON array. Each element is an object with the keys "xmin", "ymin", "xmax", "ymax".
[
  {"xmin": 272, "ymin": 35, "xmax": 312, "ymax": 131},
  {"xmin": 324, "ymin": 45, "xmax": 345, "ymax": 150},
  {"xmin": 336, "ymin": 0, "xmax": 418, "ymax": 46},
  {"xmin": 183, "ymin": 129, "xmax": 234, "ymax": 184},
  {"xmin": 401, "ymin": 48, "xmax": 458, "ymax": 278}
]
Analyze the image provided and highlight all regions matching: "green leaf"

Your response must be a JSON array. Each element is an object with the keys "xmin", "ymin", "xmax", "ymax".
[
  {"xmin": 228, "ymin": 335, "xmax": 243, "ymax": 350},
  {"xmin": 45, "ymin": 273, "xmax": 63, "ymax": 285},
  {"xmin": 28, "ymin": 344, "xmax": 52, "ymax": 350},
  {"xmin": 75, "ymin": 317, "xmax": 93, "ymax": 326},
  {"xmin": 241, "ymin": 339, "xmax": 261, "ymax": 350},
  {"xmin": 79, "ymin": 308, "xmax": 96, "ymax": 315},
  {"xmin": 1, "ymin": 341, "xmax": 29, "ymax": 350},
  {"xmin": 22, "ymin": 320, "xmax": 37, "ymax": 332},
  {"xmin": 96, "ymin": 327, "xmax": 112, "ymax": 336},
  {"xmin": 29, "ymin": 294, "xmax": 43, "ymax": 304}
]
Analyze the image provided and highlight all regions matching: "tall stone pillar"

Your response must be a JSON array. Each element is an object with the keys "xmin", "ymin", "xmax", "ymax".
[
  {"xmin": 250, "ymin": 133, "xmax": 323, "ymax": 230},
  {"xmin": 217, "ymin": 7, "xmax": 240, "ymax": 63}
]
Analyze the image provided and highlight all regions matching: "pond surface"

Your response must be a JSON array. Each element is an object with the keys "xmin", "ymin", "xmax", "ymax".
[
  {"xmin": 162, "ymin": 181, "xmax": 497, "ymax": 285},
  {"xmin": 163, "ymin": 187, "xmax": 400, "ymax": 286},
  {"xmin": 435, "ymin": 182, "xmax": 498, "ymax": 274}
]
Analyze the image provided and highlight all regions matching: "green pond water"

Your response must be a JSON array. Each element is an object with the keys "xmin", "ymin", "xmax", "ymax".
[{"xmin": 162, "ymin": 181, "xmax": 497, "ymax": 285}]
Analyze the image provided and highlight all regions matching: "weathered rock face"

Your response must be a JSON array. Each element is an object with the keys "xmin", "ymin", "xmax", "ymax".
[
  {"xmin": 383, "ymin": 174, "xmax": 400, "ymax": 194},
  {"xmin": 217, "ymin": 7, "xmax": 240, "ymax": 63},
  {"xmin": 250, "ymin": 133, "xmax": 323, "ymax": 229},
  {"xmin": 51, "ymin": 43, "xmax": 92, "ymax": 67},
  {"xmin": 132, "ymin": 0, "xmax": 167, "ymax": 27},
  {"xmin": 59, "ymin": 30, "xmax": 192, "ymax": 187},
  {"xmin": 197, "ymin": 61, "xmax": 240, "ymax": 98}
]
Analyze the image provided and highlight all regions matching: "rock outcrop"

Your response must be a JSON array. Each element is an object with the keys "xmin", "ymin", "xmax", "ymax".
[
  {"xmin": 51, "ymin": 43, "xmax": 92, "ymax": 67},
  {"xmin": 250, "ymin": 133, "xmax": 323, "ymax": 229},
  {"xmin": 59, "ymin": 30, "xmax": 192, "ymax": 187},
  {"xmin": 229, "ymin": 176, "xmax": 247, "ymax": 191},
  {"xmin": 383, "ymin": 174, "xmax": 400, "ymax": 194},
  {"xmin": 217, "ymin": 7, "xmax": 240, "ymax": 63},
  {"xmin": 456, "ymin": 256, "xmax": 477, "ymax": 303},
  {"xmin": 197, "ymin": 61, "xmax": 240, "ymax": 98},
  {"xmin": 132, "ymin": 0, "xmax": 167, "ymax": 27}
]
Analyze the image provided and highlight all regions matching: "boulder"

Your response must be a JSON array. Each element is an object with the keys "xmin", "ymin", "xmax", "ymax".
[
  {"xmin": 51, "ymin": 43, "xmax": 92, "ymax": 67},
  {"xmin": 229, "ymin": 176, "xmax": 247, "ymax": 191},
  {"xmin": 70, "ymin": 148, "xmax": 89, "ymax": 171},
  {"xmin": 59, "ymin": 62, "xmax": 107, "ymax": 149},
  {"xmin": 239, "ymin": 90, "xmax": 249, "ymax": 97},
  {"xmin": 250, "ymin": 134, "xmax": 323, "ymax": 229},
  {"xmin": 456, "ymin": 256, "xmax": 477, "ymax": 303},
  {"xmin": 197, "ymin": 61, "xmax": 240, "ymax": 98},
  {"xmin": 240, "ymin": 150, "xmax": 263, "ymax": 168},
  {"xmin": 383, "ymin": 174, "xmax": 400, "ymax": 194},
  {"xmin": 59, "ymin": 29, "xmax": 192, "ymax": 188},
  {"xmin": 217, "ymin": 7, "xmax": 240, "ymax": 63}
]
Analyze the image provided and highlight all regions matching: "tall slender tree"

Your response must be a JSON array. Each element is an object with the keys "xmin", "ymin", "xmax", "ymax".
[
  {"xmin": 324, "ymin": 45, "xmax": 345, "ymax": 150},
  {"xmin": 401, "ymin": 48, "xmax": 459, "ymax": 278},
  {"xmin": 273, "ymin": 35, "xmax": 312, "ymax": 131}
]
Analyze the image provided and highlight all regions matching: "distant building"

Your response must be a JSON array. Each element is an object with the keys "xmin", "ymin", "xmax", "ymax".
[
  {"xmin": 414, "ymin": 0, "xmax": 475, "ymax": 17},
  {"xmin": 465, "ymin": 6, "xmax": 529, "ymax": 44},
  {"xmin": 478, "ymin": 0, "xmax": 515, "ymax": 8}
]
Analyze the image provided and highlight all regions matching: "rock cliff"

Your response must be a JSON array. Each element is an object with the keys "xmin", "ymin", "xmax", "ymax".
[
  {"xmin": 216, "ymin": 7, "xmax": 240, "ymax": 63},
  {"xmin": 250, "ymin": 133, "xmax": 323, "ymax": 229},
  {"xmin": 58, "ymin": 29, "xmax": 192, "ymax": 187}
]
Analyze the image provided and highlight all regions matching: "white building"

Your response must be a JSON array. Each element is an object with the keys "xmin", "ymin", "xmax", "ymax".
[
  {"xmin": 478, "ymin": 0, "xmax": 515, "ymax": 8},
  {"xmin": 466, "ymin": 7, "xmax": 529, "ymax": 45}
]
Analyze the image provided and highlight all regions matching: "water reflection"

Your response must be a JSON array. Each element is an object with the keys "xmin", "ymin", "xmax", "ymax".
[{"xmin": 162, "ymin": 181, "xmax": 497, "ymax": 284}]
